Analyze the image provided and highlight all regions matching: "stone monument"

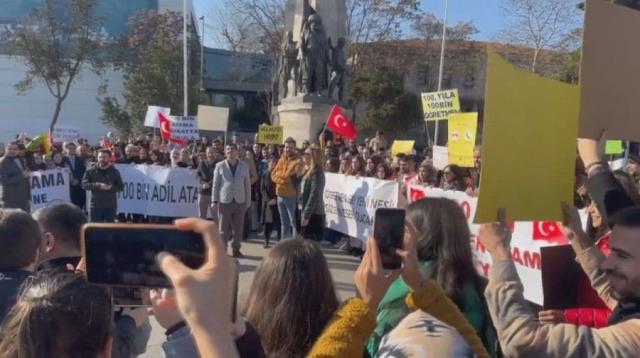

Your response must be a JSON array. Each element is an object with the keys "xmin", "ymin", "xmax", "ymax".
[{"xmin": 273, "ymin": 0, "xmax": 348, "ymax": 144}]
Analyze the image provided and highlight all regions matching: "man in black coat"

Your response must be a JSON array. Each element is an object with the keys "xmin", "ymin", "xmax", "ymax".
[
  {"xmin": 0, "ymin": 141, "xmax": 31, "ymax": 212},
  {"xmin": 63, "ymin": 142, "xmax": 86, "ymax": 210},
  {"xmin": 82, "ymin": 149, "xmax": 124, "ymax": 222}
]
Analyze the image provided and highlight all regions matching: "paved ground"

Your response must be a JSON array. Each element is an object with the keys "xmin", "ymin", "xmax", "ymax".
[{"xmin": 142, "ymin": 237, "xmax": 360, "ymax": 357}]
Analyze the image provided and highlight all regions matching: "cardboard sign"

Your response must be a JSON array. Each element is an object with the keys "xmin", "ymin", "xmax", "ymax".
[
  {"xmin": 579, "ymin": 0, "xmax": 640, "ymax": 140},
  {"xmin": 144, "ymin": 106, "xmax": 171, "ymax": 128},
  {"xmin": 421, "ymin": 89, "xmax": 461, "ymax": 121},
  {"xmin": 475, "ymin": 53, "xmax": 579, "ymax": 223},
  {"xmin": 51, "ymin": 125, "xmax": 80, "ymax": 143},
  {"xmin": 197, "ymin": 105, "xmax": 229, "ymax": 131},
  {"xmin": 258, "ymin": 125, "xmax": 283, "ymax": 145},
  {"xmin": 390, "ymin": 140, "xmax": 415, "ymax": 157},
  {"xmin": 540, "ymin": 245, "xmax": 580, "ymax": 309},
  {"xmin": 448, "ymin": 113, "xmax": 478, "ymax": 167},
  {"xmin": 432, "ymin": 145, "xmax": 449, "ymax": 170},
  {"xmin": 170, "ymin": 116, "xmax": 199, "ymax": 141}
]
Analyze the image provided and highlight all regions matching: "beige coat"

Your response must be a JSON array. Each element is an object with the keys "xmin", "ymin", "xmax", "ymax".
[{"xmin": 485, "ymin": 248, "xmax": 640, "ymax": 357}]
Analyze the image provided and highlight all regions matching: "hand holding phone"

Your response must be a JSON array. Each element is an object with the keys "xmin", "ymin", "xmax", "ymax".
[{"xmin": 373, "ymin": 208, "xmax": 406, "ymax": 270}]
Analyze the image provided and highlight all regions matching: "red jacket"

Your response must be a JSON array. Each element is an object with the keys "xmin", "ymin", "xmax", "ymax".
[{"xmin": 563, "ymin": 233, "xmax": 612, "ymax": 328}]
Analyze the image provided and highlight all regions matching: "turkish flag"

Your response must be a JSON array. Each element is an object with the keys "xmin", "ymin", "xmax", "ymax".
[
  {"xmin": 326, "ymin": 105, "xmax": 357, "ymax": 140},
  {"xmin": 159, "ymin": 113, "xmax": 187, "ymax": 146},
  {"xmin": 409, "ymin": 187, "xmax": 425, "ymax": 203},
  {"xmin": 532, "ymin": 221, "xmax": 568, "ymax": 245}
]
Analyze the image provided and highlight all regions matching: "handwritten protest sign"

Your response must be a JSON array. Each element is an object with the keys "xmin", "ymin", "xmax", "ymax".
[
  {"xmin": 421, "ymin": 89, "xmax": 460, "ymax": 121},
  {"xmin": 51, "ymin": 125, "xmax": 80, "ymax": 143},
  {"xmin": 390, "ymin": 140, "xmax": 415, "ymax": 157},
  {"xmin": 197, "ymin": 105, "xmax": 229, "ymax": 131},
  {"xmin": 258, "ymin": 125, "xmax": 283, "ymax": 145},
  {"xmin": 475, "ymin": 52, "xmax": 578, "ymax": 223},
  {"xmin": 448, "ymin": 113, "xmax": 478, "ymax": 167},
  {"xmin": 170, "ymin": 116, "xmax": 199, "ymax": 141}
]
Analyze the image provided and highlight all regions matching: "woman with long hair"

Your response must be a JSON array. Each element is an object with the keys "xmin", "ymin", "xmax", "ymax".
[
  {"xmin": 365, "ymin": 155, "xmax": 381, "ymax": 177},
  {"xmin": 441, "ymin": 164, "xmax": 468, "ymax": 191},
  {"xmin": 243, "ymin": 239, "xmax": 339, "ymax": 357},
  {"xmin": 411, "ymin": 162, "xmax": 437, "ymax": 186},
  {"xmin": 375, "ymin": 163, "xmax": 392, "ymax": 180},
  {"xmin": 338, "ymin": 157, "xmax": 350, "ymax": 174},
  {"xmin": 52, "ymin": 151, "xmax": 66, "ymax": 168},
  {"xmin": 348, "ymin": 156, "xmax": 366, "ymax": 177},
  {"xmin": 0, "ymin": 270, "xmax": 112, "ymax": 358},
  {"xmin": 366, "ymin": 197, "xmax": 497, "ymax": 357},
  {"xmin": 299, "ymin": 147, "xmax": 325, "ymax": 241}
]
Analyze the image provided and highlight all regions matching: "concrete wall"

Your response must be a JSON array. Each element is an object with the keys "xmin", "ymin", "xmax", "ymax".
[{"xmin": 0, "ymin": 55, "xmax": 123, "ymax": 142}]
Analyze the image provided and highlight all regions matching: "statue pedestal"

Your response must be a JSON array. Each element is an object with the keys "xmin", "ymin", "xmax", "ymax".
[{"xmin": 274, "ymin": 95, "xmax": 339, "ymax": 144}]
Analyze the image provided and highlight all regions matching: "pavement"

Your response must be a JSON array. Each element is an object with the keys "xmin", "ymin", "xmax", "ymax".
[{"xmin": 142, "ymin": 236, "xmax": 361, "ymax": 357}]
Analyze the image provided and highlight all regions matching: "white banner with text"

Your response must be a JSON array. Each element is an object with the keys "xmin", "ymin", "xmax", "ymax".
[
  {"xmin": 30, "ymin": 168, "xmax": 71, "ymax": 213},
  {"xmin": 324, "ymin": 173, "xmax": 400, "ymax": 241}
]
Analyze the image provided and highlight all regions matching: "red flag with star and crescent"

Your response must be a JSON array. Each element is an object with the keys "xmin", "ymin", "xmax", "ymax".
[
  {"xmin": 159, "ymin": 112, "xmax": 187, "ymax": 146},
  {"xmin": 326, "ymin": 105, "xmax": 357, "ymax": 140}
]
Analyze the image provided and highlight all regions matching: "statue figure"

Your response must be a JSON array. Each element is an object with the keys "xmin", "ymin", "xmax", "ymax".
[
  {"xmin": 298, "ymin": 13, "xmax": 330, "ymax": 95},
  {"xmin": 328, "ymin": 37, "xmax": 347, "ymax": 102},
  {"xmin": 272, "ymin": 31, "xmax": 297, "ymax": 105}
]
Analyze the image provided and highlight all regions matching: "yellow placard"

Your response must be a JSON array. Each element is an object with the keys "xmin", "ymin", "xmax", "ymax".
[
  {"xmin": 258, "ymin": 125, "xmax": 283, "ymax": 145},
  {"xmin": 474, "ymin": 53, "xmax": 578, "ymax": 223},
  {"xmin": 390, "ymin": 140, "xmax": 415, "ymax": 157},
  {"xmin": 421, "ymin": 89, "xmax": 461, "ymax": 121},
  {"xmin": 448, "ymin": 113, "xmax": 478, "ymax": 167}
]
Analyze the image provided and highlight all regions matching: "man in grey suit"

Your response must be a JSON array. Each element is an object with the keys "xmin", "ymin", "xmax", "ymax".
[
  {"xmin": 212, "ymin": 144, "xmax": 251, "ymax": 257},
  {"xmin": 0, "ymin": 142, "xmax": 31, "ymax": 212}
]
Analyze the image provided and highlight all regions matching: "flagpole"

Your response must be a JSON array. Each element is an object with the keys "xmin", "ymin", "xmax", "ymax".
[{"xmin": 434, "ymin": 0, "xmax": 449, "ymax": 147}]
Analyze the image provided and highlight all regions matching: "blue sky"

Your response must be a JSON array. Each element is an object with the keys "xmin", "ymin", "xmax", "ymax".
[{"xmin": 193, "ymin": 0, "xmax": 506, "ymax": 47}]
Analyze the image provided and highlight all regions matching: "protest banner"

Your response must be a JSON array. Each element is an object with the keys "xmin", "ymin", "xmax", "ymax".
[
  {"xmin": 197, "ymin": 105, "xmax": 229, "ymax": 131},
  {"xmin": 605, "ymin": 140, "xmax": 624, "ymax": 155},
  {"xmin": 432, "ymin": 145, "xmax": 449, "ymax": 169},
  {"xmin": 323, "ymin": 173, "xmax": 399, "ymax": 241},
  {"xmin": 51, "ymin": 125, "xmax": 80, "ymax": 143},
  {"xmin": 390, "ymin": 140, "xmax": 415, "ymax": 157},
  {"xmin": 30, "ymin": 168, "xmax": 71, "ymax": 213},
  {"xmin": 170, "ymin": 116, "xmax": 199, "ymax": 141},
  {"xmin": 579, "ymin": 0, "xmax": 640, "ymax": 140},
  {"xmin": 447, "ymin": 113, "xmax": 478, "ymax": 167},
  {"xmin": 421, "ymin": 89, "xmax": 461, "ymax": 121},
  {"xmin": 407, "ymin": 184, "xmax": 583, "ymax": 305},
  {"xmin": 115, "ymin": 164, "xmax": 200, "ymax": 217},
  {"xmin": 476, "ymin": 52, "xmax": 579, "ymax": 223},
  {"xmin": 258, "ymin": 125, "xmax": 284, "ymax": 145},
  {"xmin": 144, "ymin": 106, "xmax": 171, "ymax": 128}
]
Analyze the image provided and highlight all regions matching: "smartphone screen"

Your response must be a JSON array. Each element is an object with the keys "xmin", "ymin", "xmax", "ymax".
[
  {"xmin": 83, "ymin": 224, "xmax": 205, "ymax": 288},
  {"xmin": 112, "ymin": 287, "xmax": 150, "ymax": 308},
  {"xmin": 373, "ymin": 208, "xmax": 405, "ymax": 270}
]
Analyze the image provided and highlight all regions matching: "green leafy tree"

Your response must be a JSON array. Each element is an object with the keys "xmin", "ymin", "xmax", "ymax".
[
  {"xmin": 6, "ymin": 0, "xmax": 105, "ymax": 133},
  {"xmin": 100, "ymin": 10, "xmax": 201, "ymax": 134},
  {"xmin": 349, "ymin": 69, "xmax": 421, "ymax": 137}
]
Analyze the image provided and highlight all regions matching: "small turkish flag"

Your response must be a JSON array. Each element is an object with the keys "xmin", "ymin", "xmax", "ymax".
[
  {"xmin": 409, "ymin": 187, "xmax": 425, "ymax": 203},
  {"xmin": 326, "ymin": 105, "xmax": 356, "ymax": 140},
  {"xmin": 532, "ymin": 221, "xmax": 568, "ymax": 245},
  {"xmin": 159, "ymin": 113, "xmax": 186, "ymax": 146}
]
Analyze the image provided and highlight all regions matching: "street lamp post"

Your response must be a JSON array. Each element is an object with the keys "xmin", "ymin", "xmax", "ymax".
[
  {"xmin": 200, "ymin": 16, "xmax": 205, "ymax": 92},
  {"xmin": 183, "ymin": 0, "xmax": 189, "ymax": 117},
  {"xmin": 434, "ymin": 0, "xmax": 449, "ymax": 146}
]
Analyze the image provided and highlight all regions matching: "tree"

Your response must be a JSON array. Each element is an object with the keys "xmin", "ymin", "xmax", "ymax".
[
  {"xmin": 349, "ymin": 69, "xmax": 421, "ymax": 137},
  {"xmin": 6, "ymin": 0, "xmax": 105, "ymax": 133},
  {"xmin": 495, "ymin": 0, "xmax": 581, "ymax": 73},
  {"xmin": 99, "ymin": 10, "xmax": 201, "ymax": 134},
  {"xmin": 412, "ymin": 12, "xmax": 478, "ymax": 41}
]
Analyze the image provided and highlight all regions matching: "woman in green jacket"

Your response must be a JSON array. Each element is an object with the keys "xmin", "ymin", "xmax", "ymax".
[{"xmin": 365, "ymin": 197, "xmax": 498, "ymax": 357}]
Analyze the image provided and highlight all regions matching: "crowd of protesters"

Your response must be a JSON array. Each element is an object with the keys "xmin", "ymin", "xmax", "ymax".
[{"xmin": 1, "ymin": 128, "xmax": 640, "ymax": 357}]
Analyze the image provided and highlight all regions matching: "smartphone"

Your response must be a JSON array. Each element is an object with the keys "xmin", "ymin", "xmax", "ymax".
[
  {"xmin": 112, "ymin": 287, "xmax": 150, "ymax": 308},
  {"xmin": 82, "ymin": 224, "xmax": 206, "ymax": 288},
  {"xmin": 373, "ymin": 208, "xmax": 406, "ymax": 270}
]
